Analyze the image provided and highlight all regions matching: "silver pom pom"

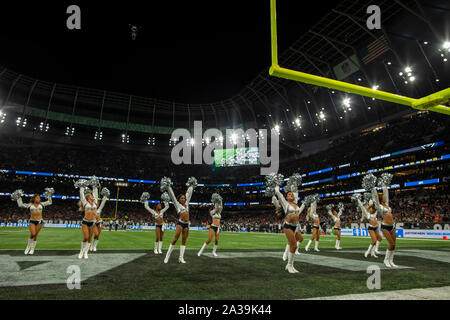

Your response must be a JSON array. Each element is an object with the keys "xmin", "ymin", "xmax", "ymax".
[
  {"xmin": 337, "ymin": 202, "xmax": 344, "ymax": 211},
  {"xmin": 326, "ymin": 204, "xmax": 334, "ymax": 211},
  {"xmin": 89, "ymin": 176, "xmax": 100, "ymax": 188},
  {"xmin": 74, "ymin": 179, "xmax": 89, "ymax": 189},
  {"xmin": 186, "ymin": 177, "xmax": 198, "ymax": 189},
  {"xmin": 302, "ymin": 195, "xmax": 315, "ymax": 207},
  {"xmin": 264, "ymin": 186, "xmax": 275, "ymax": 197},
  {"xmin": 140, "ymin": 192, "xmax": 150, "ymax": 203},
  {"xmin": 211, "ymin": 193, "xmax": 222, "ymax": 204},
  {"xmin": 351, "ymin": 193, "xmax": 362, "ymax": 203},
  {"xmin": 265, "ymin": 173, "xmax": 284, "ymax": 189},
  {"xmin": 101, "ymin": 188, "xmax": 110, "ymax": 198},
  {"xmin": 313, "ymin": 193, "xmax": 320, "ymax": 202},
  {"xmin": 363, "ymin": 192, "xmax": 372, "ymax": 205},
  {"xmin": 286, "ymin": 173, "xmax": 302, "ymax": 192},
  {"xmin": 378, "ymin": 173, "xmax": 393, "ymax": 187},
  {"xmin": 11, "ymin": 189, "xmax": 24, "ymax": 201},
  {"xmin": 44, "ymin": 187, "xmax": 55, "ymax": 199},
  {"xmin": 160, "ymin": 177, "xmax": 172, "ymax": 192},
  {"xmin": 362, "ymin": 174, "xmax": 377, "ymax": 191},
  {"xmin": 161, "ymin": 192, "xmax": 170, "ymax": 203}
]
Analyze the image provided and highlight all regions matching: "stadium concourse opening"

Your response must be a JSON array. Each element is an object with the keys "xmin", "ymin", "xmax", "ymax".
[{"xmin": 0, "ymin": 0, "xmax": 449, "ymax": 305}]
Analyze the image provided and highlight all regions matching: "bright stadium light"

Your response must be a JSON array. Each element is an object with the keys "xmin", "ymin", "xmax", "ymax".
[
  {"xmin": 0, "ymin": 111, "xmax": 6, "ymax": 124},
  {"xmin": 342, "ymin": 98, "xmax": 352, "ymax": 113},
  {"xmin": 16, "ymin": 117, "xmax": 27, "ymax": 128},
  {"xmin": 443, "ymin": 41, "xmax": 450, "ymax": 50},
  {"xmin": 317, "ymin": 110, "xmax": 326, "ymax": 121},
  {"xmin": 404, "ymin": 66, "xmax": 412, "ymax": 73},
  {"xmin": 372, "ymin": 85, "xmax": 379, "ymax": 91},
  {"xmin": 121, "ymin": 133, "xmax": 130, "ymax": 144},
  {"xmin": 147, "ymin": 136, "xmax": 156, "ymax": 146},
  {"xmin": 39, "ymin": 122, "xmax": 49, "ymax": 132},
  {"xmin": 94, "ymin": 130, "xmax": 103, "ymax": 141},
  {"xmin": 65, "ymin": 126, "xmax": 75, "ymax": 137}
]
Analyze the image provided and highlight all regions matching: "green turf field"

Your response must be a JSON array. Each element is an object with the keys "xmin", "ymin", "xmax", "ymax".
[{"xmin": 0, "ymin": 227, "xmax": 449, "ymax": 300}]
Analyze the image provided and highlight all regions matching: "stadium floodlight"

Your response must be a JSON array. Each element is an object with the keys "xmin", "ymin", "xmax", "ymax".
[
  {"xmin": 293, "ymin": 117, "xmax": 301, "ymax": 128},
  {"xmin": 268, "ymin": 0, "xmax": 450, "ymax": 115},
  {"xmin": 94, "ymin": 130, "xmax": 103, "ymax": 141},
  {"xmin": 317, "ymin": 111, "xmax": 326, "ymax": 121},
  {"xmin": 404, "ymin": 66, "xmax": 412, "ymax": 73},
  {"xmin": 443, "ymin": 41, "xmax": 450, "ymax": 50},
  {"xmin": 121, "ymin": 133, "xmax": 130, "ymax": 144},
  {"xmin": 147, "ymin": 136, "xmax": 156, "ymax": 146},
  {"xmin": 16, "ymin": 117, "xmax": 27, "ymax": 128},
  {"xmin": 271, "ymin": 125, "xmax": 281, "ymax": 135},
  {"xmin": 65, "ymin": 126, "xmax": 75, "ymax": 137},
  {"xmin": 372, "ymin": 85, "xmax": 379, "ymax": 91},
  {"xmin": 0, "ymin": 111, "xmax": 5, "ymax": 124},
  {"xmin": 342, "ymin": 98, "xmax": 352, "ymax": 113},
  {"xmin": 39, "ymin": 122, "xmax": 49, "ymax": 132}
]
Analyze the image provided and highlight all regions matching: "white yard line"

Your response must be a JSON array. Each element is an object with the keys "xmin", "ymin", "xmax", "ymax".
[{"xmin": 302, "ymin": 286, "xmax": 450, "ymax": 300}]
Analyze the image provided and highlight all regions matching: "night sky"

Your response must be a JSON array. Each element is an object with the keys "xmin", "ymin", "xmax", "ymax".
[{"xmin": 0, "ymin": 1, "xmax": 336, "ymax": 103}]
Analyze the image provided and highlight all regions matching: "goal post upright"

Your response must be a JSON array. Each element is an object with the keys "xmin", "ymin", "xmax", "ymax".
[{"xmin": 268, "ymin": 0, "xmax": 450, "ymax": 115}]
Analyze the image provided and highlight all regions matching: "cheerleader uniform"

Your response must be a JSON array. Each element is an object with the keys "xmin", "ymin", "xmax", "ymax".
[
  {"xmin": 305, "ymin": 200, "xmax": 320, "ymax": 252},
  {"xmin": 78, "ymin": 186, "xmax": 99, "ymax": 259},
  {"xmin": 89, "ymin": 195, "xmax": 108, "ymax": 252},
  {"xmin": 164, "ymin": 184, "xmax": 194, "ymax": 264},
  {"xmin": 327, "ymin": 206, "xmax": 343, "ymax": 250},
  {"xmin": 356, "ymin": 198, "xmax": 379, "ymax": 258},
  {"xmin": 275, "ymin": 186, "xmax": 305, "ymax": 273},
  {"xmin": 144, "ymin": 200, "xmax": 169, "ymax": 254},
  {"xmin": 371, "ymin": 185, "xmax": 397, "ymax": 267},
  {"xmin": 17, "ymin": 196, "xmax": 52, "ymax": 255},
  {"xmin": 198, "ymin": 198, "xmax": 223, "ymax": 257}
]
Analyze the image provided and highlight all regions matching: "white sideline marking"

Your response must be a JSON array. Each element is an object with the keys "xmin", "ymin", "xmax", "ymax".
[
  {"xmin": 203, "ymin": 251, "xmax": 412, "ymax": 271},
  {"xmin": 338, "ymin": 249, "xmax": 450, "ymax": 264},
  {"xmin": 0, "ymin": 253, "xmax": 145, "ymax": 287},
  {"xmin": 303, "ymin": 286, "xmax": 450, "ymax": 300}
]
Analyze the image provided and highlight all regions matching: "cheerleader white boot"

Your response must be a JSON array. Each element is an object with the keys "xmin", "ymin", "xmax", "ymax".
[
  {"xmin": 375, "ymin": 241, "xmax": 381, "ymax": 254},
  {"xmin": 389, "ymin": 250, "xmax": 398, "ymax": 267},
  {"xmin": 78, "ymin": 242, "xmax": 86, "ymax": 259},
  {"xmin": 370, "ymin": 245, "xmax": 378, "ymax": 258},
  {"xmin": 283, "ymin": 244, "xmax": 290, "ymax": 260},
  {"xmin": 285, "ymin": 252, "xmax": 299, "ymax": 274},
  {"xmin": 89, "ymin": 242, "xmax": 94, "ymax": 252},
  {"xmin": 164, "ymin": 244, "xmax": 174, "ymax": 264},
  {"xmin": 384, "ymin": 250, "xmax": 392, "ymax": 268},
  {"xmin": 314, "ymin": 241, "xmax": 320, "ymax": 252},
  {"xmin": 198, "ymin": 243, "xmax": 207, "ymax": 256},
  {"xmin": 158, "ymin": 241, "xmax": 163, "ymax": 254},
  {"xmin": 83, "ymin": 243, "xmax": 89, "ymax": 259},
  {"xmin": 154, "ymin": 242, "xmax": 158, "ymax": 254},
  {"xmin": 178, "ymin": 245, "xmax": 186, "ymax": 264},
  {"xmin": 335, "ymin": 240, "xmax": 342, "ymax": 250},
  {"xmin": 93, "ymin": 239, "xmax": 99, "ymax": 252},
  {"xmin": 305, "ymin": 240, "xmax": 312, "ymax": 252},
  {"xmin": 212, "ymin": 245, "xmax": 218, "ymax": 257},
  {"xmin": 295, "ymin": 242, "xmax": 301, "ymax": 255},
  {"xmin": 29, "ymin": 241, "xmax": 37, "ymax": 255},
  {"xmin": 364, "ymin": 244, "xmax": 374, "ymax": 258},
  {"xmin": 24, "ymin": 238, "xmax": 33, "ymax": 255}
]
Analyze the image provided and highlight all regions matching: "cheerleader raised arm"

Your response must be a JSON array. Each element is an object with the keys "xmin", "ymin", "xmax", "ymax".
[
  {"xmin": 12, "ymin": 187, "xmax": 54, "ymax": 255},
  {"xmin": 161, "ymin": 177, "xmax": 198, "ymax": 264},
  {"xmin": 198, "ymin": 193, "xmax": 223, "ymax": 257},
  {"xmin": 141, "ymin": 192, "xmax": 170, "ymax": 254}
]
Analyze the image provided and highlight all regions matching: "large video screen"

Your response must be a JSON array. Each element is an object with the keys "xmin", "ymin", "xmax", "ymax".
[{"xmin": 214, "ymin": 147, "xmax": 260, "ymax": 167}]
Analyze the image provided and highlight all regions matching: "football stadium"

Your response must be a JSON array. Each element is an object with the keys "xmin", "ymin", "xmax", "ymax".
[{"xmin": 0, "ymin": 0, "xmax": 449, "ymax": 305}]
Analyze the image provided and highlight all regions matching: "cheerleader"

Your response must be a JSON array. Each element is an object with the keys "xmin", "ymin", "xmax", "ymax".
[
  {"xmin": 141, "ymin": 192, "xmax": 170, "ymax": 254},
  {"xmin": 12, "ymin": 188, "xmax": 54, "ymax": 255},
  {"xmin": 198, "ymin": 193, "xmax": 223, "ymax": 257},
  {"xmin": 304, "ymin": 195, "xmax": 320, "ymax": 252},
  {"xmin": 90, "ymin": 188, "xmax": 110, "ymax": 252},
  {"xmin": 161, "ymin": 177, "xmax": 197, "ymax": 264},
  {"xmin": 76, "ymin": 177, "xmax": 100, "ymax": 259},
  {"xmin": 353, "ymin": 193, "xmax": 382, "ymax": 258},
  {"xmin": 370, "ymin": 173, "xmax": 397, "ymax": 267},
  {"xmin": 327, "ymin": 202, "xmax": 344, "ymax": 250}
]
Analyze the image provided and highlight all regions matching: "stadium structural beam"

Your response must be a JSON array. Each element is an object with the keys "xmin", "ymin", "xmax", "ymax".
[
  {"xmin": 258, "ymin": 75, "xmax": 292, "ymax": 129},
  {"xmin": 210, "ymin": 104, "xmax": 219, "ymax": 128},
  {"xmin": 69, "ymin": 88, "xmax": 80, "ymax": 134},
  {"xmin": 330, "ymin": 9, "xmax": 404, "ymax": 67},
  {"xmin": 125, "ymin": 95, "xmax": 133, "ymax": 137},
  {"xmin": 221, "ymin": 101, "xmax": 232, "ymax": 126},
  {"xmin": 172, "ymin": 102, "xmax": 176, "ymax": 129},
  {"xmin": 289, "ymin": 48, "xmax": 327, "ymax": 78},
  {"xmin": 238, "ymin": 95, "xmax": 258, "ymax": 128},
  {"xmin": 393, "ymin": 0, "xmax": 442, "ymax": 42},
  {"xmin": 1, "ymin": 73, "xmax": 21, "ymax": 109},
  {"xmin": 199, "ymin": 104, "xmax": 206, "ymax": 128},
  {"xmin": 269, "ymin": 0, "xmax": 450, "ymax": 116},
  {"xmin": 309, "ymin": 31, "xmax": 372, "ymax": 82},
  {"xmin": 21, "ymin": 80, "xmax": 38, "ymax": 120},
  {"xmin": 245, "ymin": 86, "xmax": 272, "ymax": 125},
  {"xmin": 43, "ymin": 83, "xmax": 57, "ymax": 128}
]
